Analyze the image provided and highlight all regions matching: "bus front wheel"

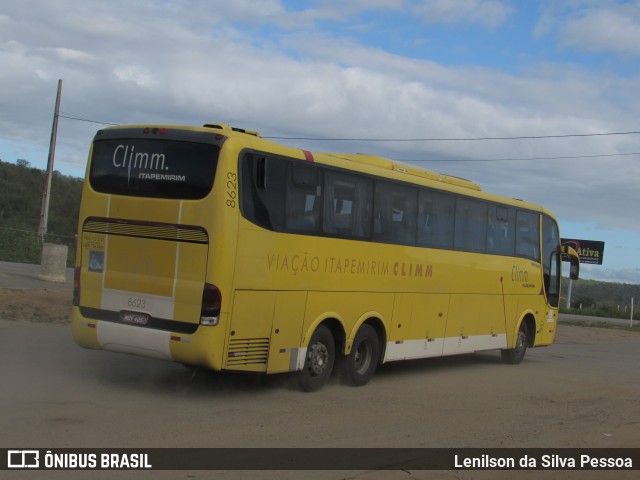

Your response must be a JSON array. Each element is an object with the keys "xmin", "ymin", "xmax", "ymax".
[
  {"xmin": 501, "ymin": 321, "xmax": 528, "ymax": 365},
  {"xmin": 343, "ymin": 324, "xmax": 380, "ymax": 387},
  {"xmin": 299, "ymin": 325, "xmax": 335, "ymax": 392}
]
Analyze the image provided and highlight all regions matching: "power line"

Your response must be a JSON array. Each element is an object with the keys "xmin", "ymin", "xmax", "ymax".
[
  {"xmin": 57, "ymin": 111, "xmax": 640, "ymax": 141},
  {"xmin": 264, "ymin": 131, "xmax": 640, "ymax": 142},
  {"xmin": 52, "ymin": 111, "xmax": 640, "ymax": 162},
  {"xmin": 58, "ymin": 111, "xmax": 119, "ymax": 126},
  {"xmin": 399, "ymin": 152, "xmax": 640, "ymax": 163}
]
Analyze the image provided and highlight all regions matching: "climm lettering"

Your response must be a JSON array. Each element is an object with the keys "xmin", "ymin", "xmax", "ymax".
[
  {"xmin": 393, "ymin": 262, "xmax": 433, "ymax": 278},
  {"xmin": 512, "ymin": 266, "xmax": 529, "ymax": 282},
  {"xmin": 112, "ymin": 144, "xmax": 168, "ymax": 171}
]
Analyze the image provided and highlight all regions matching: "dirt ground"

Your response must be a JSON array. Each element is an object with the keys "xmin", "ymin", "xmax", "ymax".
[
  {"xmin": 2, "ymin": 288, "xmax": 639, "ymax": 479},
  {"xmin": 0, "ymin": 288, "xmax": 72, "ymax": 323}
]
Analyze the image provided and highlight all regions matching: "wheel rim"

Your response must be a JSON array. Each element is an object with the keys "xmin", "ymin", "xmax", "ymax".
[
  {"xmin": 307, "ymin": 342, "xmax": 329, "ymax": 377},
  {"xmin": 515, "ymin": 329, "xmax": 526, "ymax": 353},
  {"xmin": 354, "ymin": 340, "xmax": 372, "ymax": 374}
]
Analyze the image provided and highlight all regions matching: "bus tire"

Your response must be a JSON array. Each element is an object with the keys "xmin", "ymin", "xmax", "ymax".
[
  {"xmin": 343, "ymin": 324, "xmax": 380, "ymax": 387},
  {"xmin": 299, "ymin": 325, "xmax": 335, "ymax": 392},
  {"xmin": 501, "ymin": 321, "xmax": 528, "ymax": 365}
]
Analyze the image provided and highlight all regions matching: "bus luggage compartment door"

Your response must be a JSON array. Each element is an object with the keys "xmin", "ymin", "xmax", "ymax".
[{"xmin": 225, "ymin": 290, "xmax": 305, "ymax": 373}]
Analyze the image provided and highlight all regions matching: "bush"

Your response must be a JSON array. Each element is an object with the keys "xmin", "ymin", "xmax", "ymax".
[
  {"xmin": 0, "ymin": 159, "xmax": 81, "ymax": 267},
  {"xmin": 0, "ymin": 228, "xmax": 76, "ymax": 267}
]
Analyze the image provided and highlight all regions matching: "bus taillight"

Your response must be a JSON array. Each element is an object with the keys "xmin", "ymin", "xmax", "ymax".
[
  {"xmin": 200, "ymin": 283, "xmax": 221, "ymax": 326},
  {"xmin": 72, "ymin": 267, "xmax": 81, "ymax": 306},
  {"xmin": 142, "ymin": 127, "xmax": 168, "ymax": 134}
]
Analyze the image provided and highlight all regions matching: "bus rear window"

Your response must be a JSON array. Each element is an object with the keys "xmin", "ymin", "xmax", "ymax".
[{"xmin": 90, "ymin": 139, "xmax": 220, "ymax": 199}]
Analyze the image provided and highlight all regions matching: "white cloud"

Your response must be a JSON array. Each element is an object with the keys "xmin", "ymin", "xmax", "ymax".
[
  {"xmin": 411, "ymin": 0, "xmax": 513, "ymax": 28},
  {"xmin": 580, "ymin": 266, "xmax": 640, "ymax": 285},
  {"xmin": 536, "ymin": 1, "xmax": 640, "ymax": 56},
  {"xmin": 42, "ymin": 47, "xmax": 96, "ymax": 64},
  {"xmin": 113, "ymin": 65, "xmax": 157, "ymax": 88},
  {"xmin": 561, "ymin": 5, "xmax": 640, "ymax": 55}
]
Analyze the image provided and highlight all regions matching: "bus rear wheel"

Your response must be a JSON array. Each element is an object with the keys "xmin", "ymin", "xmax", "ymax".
[
  {"xmin": 299, "ymin": 325, "xmax": 335, "ymax": 392},
  {"xmin": 501, "ymin": 321, "xmax": 528, "ymax": 365},
  {"xmin": 343, "ymin": 324, "xmax": 380, "ymax": 387}
]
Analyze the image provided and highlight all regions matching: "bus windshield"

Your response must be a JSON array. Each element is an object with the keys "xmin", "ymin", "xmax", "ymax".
[{"xmin": 90, "ymin": 133, "xmax": 220, "ymax": 199}]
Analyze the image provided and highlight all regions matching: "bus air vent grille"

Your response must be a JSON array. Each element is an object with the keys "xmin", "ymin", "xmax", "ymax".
[
  {"xmin": 227, "ymin": 338, "xmax": 270, "ymax": 366},
  {"xmin": 83, "ymin": 218, "xmax": 208, "ymax": 244}
]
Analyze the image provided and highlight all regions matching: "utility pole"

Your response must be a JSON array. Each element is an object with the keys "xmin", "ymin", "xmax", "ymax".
[
  {"xmin": 38, "ymin": 79, "xmax": 62, "ymax": 240},
  {"xmin": 566, "ymin": 278, "xmax": 573, "ymax": 309}
]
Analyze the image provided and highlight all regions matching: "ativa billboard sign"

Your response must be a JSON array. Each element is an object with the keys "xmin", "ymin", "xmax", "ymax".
[{"xmin": 561, "ymin": 239, "xmax": 605, "ymax": 265}]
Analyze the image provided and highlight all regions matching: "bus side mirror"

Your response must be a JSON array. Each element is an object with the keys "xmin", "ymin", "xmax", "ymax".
[
  {"xmin": 564, "ymin": 245, "xmax": 580, "ymax": 280},
  {"xmin": 569, "ymin": 260, "xmax": 579, "ymax": 280}
]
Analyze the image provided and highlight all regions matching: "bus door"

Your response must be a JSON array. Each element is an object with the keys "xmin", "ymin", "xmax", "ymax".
[{"xmin": 540, "ymin": 216, "xmax": 562, "ymax": 344}]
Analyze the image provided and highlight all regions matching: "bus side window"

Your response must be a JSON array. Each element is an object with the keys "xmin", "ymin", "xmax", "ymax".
[
  {"xmin": 487, "ymin": 205, "xmax": 515, "ymax": 255},
  {"xmin": 516, "ymin": 210, "xmax": 540, "ymax": 261},
  {"xmin": 286, "ymin": 162, "xmax": 322, "ymax": 233},
  {"xmin": 373, "ymin": 181, "xmax": 417, "ymax": 245},
  {"xmin": 323, "ymin": 170, "xmax": 372, "ymax": 239},
  {"xmin": 240, "ymin": 154, "xmax": 286, "ymax": 231},
  {"xmin": 454, "ymin": 197, "xmax": 487, "ymax": 252},
  {"xmin": 417, "ymin": 189, "xmax": 454, "ymax": 248}
]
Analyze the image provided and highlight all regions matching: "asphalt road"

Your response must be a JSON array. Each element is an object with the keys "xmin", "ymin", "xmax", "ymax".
[
  {"xmin": 1, "ymin": 319, "xmax": 639, "ymax": 480},
  {"xmin": 0, "ymin": 260, "xmax": 73, "ymax": 290},
  {"xmin": 1, "ymin": 261, "xmax": 639, "ymax": 479}
]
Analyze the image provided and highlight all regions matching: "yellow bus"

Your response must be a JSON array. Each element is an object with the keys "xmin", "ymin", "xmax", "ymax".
[{"xmin": 72, "ymin": 122, "xmax": 580, "ymax": 391}]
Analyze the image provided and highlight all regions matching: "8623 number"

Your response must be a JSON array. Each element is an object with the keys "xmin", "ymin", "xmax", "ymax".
[{"xmin": 226, "ymin": 172, "xmax": 237, "ymax": 208}]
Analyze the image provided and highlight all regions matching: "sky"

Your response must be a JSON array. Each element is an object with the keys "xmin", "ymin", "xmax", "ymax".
[{"xmin": 1, "ymin": 0, "xmax": 640, "ymax": 285}]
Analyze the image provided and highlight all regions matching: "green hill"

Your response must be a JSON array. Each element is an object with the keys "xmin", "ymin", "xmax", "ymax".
[
  {"xmin": 562, "ymin": 277, "xmax": 639, "ymax": 319},
  {"xmin": 0, "ymin": 159, "xmax": 82, "ymax": 265}
]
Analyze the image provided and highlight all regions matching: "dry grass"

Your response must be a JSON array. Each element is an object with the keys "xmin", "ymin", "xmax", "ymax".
[{"xmin": 0, "ymin": 288, "xmax": 72, "ymax": 323}]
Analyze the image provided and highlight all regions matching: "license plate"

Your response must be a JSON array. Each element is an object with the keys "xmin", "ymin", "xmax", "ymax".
[{"xmin": 121, "ymin": 311, "xmax": 150, "ymax": 326}]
